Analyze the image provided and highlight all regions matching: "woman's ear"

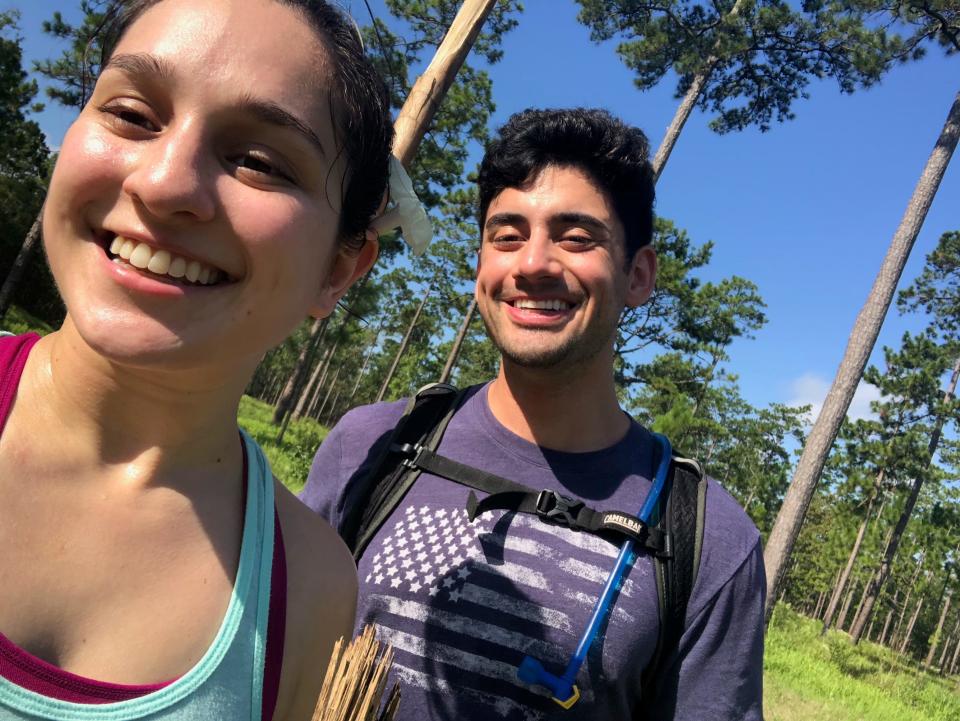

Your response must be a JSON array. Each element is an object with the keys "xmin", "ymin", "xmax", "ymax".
[{"xmin": 309, "ymin": 236, "xmax": 379, "ymax": 318}]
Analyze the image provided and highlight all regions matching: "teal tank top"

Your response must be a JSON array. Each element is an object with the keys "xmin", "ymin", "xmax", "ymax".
[{"xmin": 0, "ymin": 430, "xmax": 276, "ymax": 721}]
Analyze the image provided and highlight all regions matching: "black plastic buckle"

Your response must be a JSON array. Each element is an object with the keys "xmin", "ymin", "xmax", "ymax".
[
  {"xmin": 390, "ymin": 442, "xmax": 422, "ymax": 469},
  {"xmin": 535, "ymin": 490, "xmax": 585, "ymax": 529}
]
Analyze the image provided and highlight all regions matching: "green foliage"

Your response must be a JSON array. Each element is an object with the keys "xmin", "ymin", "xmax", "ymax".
[
  {"xmin": 765, "ymin": 605, "xmax": 960, "ymax": 721},
  {"xmin": 0, "ymin": 12, "xmax": 59, "ymax": 326},
  {"xmin": 0, "ymin": 304, "xmax": 54, "ymax": 336},
  {"xmin": 237, "ymin": 395, "xmax": 327, "ymax": 493},
  {"xmin": 32, "ymin": 0, "xmax": 113, "ymax": 110},
  {"xmin": 576, "ymin": 0, "xmax": 910, "ymax": 133}
]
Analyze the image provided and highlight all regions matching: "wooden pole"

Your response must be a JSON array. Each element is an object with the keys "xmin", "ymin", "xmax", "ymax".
[{"xmin": 392, "ymin": 0, "xmax": 499, "ymax": 168}]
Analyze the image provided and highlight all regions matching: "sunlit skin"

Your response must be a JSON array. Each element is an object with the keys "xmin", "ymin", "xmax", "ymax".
[
  {"xmin": 475, "ymin": 165, "xmax": 657, "ymax": 452},
  {"xmin": 0, "ymin": 1, "xmax": 375, "ymax": 719}
]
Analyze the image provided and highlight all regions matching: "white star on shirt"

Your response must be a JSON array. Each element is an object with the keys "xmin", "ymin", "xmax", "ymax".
[
  {"xmin": 448, "ymin": 588, "xmax": 462, "ymax": 603},
  {"xmin": 390, "ymin": 577, "xmax": 402, "ymax": 588}
]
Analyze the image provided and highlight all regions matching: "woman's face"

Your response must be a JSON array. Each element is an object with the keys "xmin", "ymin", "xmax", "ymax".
[{"xmin": 43, "ymin": 0, "xmax": 369, "ymax": 370}]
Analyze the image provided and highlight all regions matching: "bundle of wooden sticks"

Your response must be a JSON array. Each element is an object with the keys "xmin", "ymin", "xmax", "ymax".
[{"xmin": 312, "ymin": 625, "xmax": 401, "ymax": 721}]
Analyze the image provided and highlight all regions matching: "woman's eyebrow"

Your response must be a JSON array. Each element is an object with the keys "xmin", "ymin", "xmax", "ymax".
[
  {"xmin": 101, "ymin": 52, "xmax": 175, "ymax": 81},
  {"xmin": 236, "ymin": 95, "xmax": 328, "ymax": 158},
  {"xmin": 100, "ymin": 54, "xmax": 327, "ymax": 159}
]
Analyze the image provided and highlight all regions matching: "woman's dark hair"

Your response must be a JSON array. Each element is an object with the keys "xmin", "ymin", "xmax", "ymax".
[
  {"xmin": 98, "ymin": 0, "xmax": 393, "ymax": 251},
  {"xmin": 477, "ymin": 108, "xmax": 655, "ymax": 260}
]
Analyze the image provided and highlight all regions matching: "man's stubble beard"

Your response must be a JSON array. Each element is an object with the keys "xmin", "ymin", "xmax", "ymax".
[{"xmin": 479, "ymin": 307, "xmax": 620, "ymax": 372}]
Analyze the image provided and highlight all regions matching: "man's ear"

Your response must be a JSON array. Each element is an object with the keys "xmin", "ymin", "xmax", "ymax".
[
  {"xmin": 309, "ymin": 236, "xmax": 379, "ymax": 318},
  {"xmin": 625, "ymin": 244, "xmax": 657, "ymax": 308}
]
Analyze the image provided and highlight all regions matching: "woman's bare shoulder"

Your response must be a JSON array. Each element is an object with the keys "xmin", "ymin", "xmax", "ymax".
[{"xmin": 272, "ymin": 480, "xmax": 358, "ymax": 721}]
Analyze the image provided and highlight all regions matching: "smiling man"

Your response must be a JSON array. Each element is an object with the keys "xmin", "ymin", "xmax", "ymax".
[{"xmin": 301, "ymin": 109, "xmax": 765, "ymax": 720}]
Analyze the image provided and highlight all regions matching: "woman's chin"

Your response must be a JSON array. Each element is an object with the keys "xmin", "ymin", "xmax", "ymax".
[{"xmin": 67, "ymin": 311, "xmax": 208, "ymax": 370}]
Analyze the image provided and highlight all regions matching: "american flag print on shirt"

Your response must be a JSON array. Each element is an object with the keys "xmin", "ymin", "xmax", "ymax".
[{"xmin": 356, "ymin": 498, "xmax": 655, "ymax": 721}]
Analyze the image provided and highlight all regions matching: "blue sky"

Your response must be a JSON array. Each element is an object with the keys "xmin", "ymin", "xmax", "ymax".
[{"xmin": 7, "ymin": 0, "xmax": 958, "ymax": 419}]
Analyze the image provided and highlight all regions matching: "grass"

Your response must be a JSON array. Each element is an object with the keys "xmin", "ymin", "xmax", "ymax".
[
  {"xmin": 237, "ymin": 394, "xmax": 327, "ymax": 493},
  {"xmin": 1, "ymin": 306, "xmax": 54, "ymax": 336},
  {"xmin": 765, "ymin": 605, "xmax": 960, "ymax": 720}
]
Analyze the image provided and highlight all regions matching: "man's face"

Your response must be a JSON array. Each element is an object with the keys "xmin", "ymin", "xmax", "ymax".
[{"xmin": 475, "ymin": 164, "xmax": 656, "ymax": 371}]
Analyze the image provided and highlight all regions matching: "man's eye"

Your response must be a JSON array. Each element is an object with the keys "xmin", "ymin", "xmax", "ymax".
[{"xmin": 492, "ymin": 234, "xmax": 523, "ymax": 244}]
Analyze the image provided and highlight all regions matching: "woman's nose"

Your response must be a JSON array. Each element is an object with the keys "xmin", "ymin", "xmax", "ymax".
[{"xmin": 121, "ymin": 121, "xmax": 216, "ymax": 222}]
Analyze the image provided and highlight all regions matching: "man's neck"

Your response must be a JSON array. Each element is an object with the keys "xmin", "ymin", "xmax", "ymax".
[{"xmin": 486, "ymin": 355, "xmax": 630, "ymax": 453}]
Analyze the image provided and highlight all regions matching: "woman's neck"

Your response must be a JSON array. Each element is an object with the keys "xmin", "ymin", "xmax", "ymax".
[{"xmin": 13, "ymin": 318, "xmax": 254, "ymax": 488}]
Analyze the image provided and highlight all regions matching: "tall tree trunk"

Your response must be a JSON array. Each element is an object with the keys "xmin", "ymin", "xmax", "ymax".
[
  {"xmin": 376, "ymin": 289, "xmax": 430, "ymax": 403},
  {"xmin": 900, "ymin": 597, "xmax": 924, "ymax": 656},
  {"xmin": 937, "ymin": 615, "xmax": 959, "ymax": 673},
  {"xmin": 813, "ymin": 591, "xmax": 826, "ymax": 620},
  {"xmin": 347, "ymin": 323, "xmax": 383, "ymax": 405},
  {"xmin": 295, "ymin": 339, "xmax": 335, "ymax": 420},
  {"xmin": 880, "ymin": 605, "xmax": 895, "ymax": 647},
  {"xmin": 838, "ymin": 582, "xmax": 858, "ymax": 632},
  {"xmin": 316, "ymin": 364, "xmax": 343, "ymax": 422},
  {"xmin": 439, "ymin": 296, "xmax": 476, "ymax": 384},
  {"xmin": 763, "ymin": 90, "xmax": 960, "ymax": 624},
  {"xmin": 950, "ymin": 628, "xmax": 960, "ymax": 675},
  {"xmin": 923, "ymin": 593, "xmax": 950, "ymax": 671},
  {"xmin": 650, "ymin": 0, "xmax": 749, "ymax": 180},
  {"xmin": 850, "ymin": 356, "xmax": 960, "ymax": 642},
  {"xmin": 0, "ymin": 212, "xmax": 42, "ymax": 320},
  {"xmin": 822, "ymin": 471, "xmax": 884, "ymax": 634},
  {"xmin": 894, "ymin": 555, "xmax": 926, "ymax": 648},
  {"xmin": 273, "ymin": 316, "xmax": 329, "ymax": 429}
]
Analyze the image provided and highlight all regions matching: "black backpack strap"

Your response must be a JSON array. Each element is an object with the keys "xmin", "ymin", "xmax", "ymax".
[
  {"xmin": 390, "ymin": 443, "xmax": 670, "ymax": 555},
  {"xmin": 343, "ymin": 383, "xmax": 466, "ymax": 559},
  {"xmin": 639, "ymin": 456, "xmax": 707, "ymax": 715}
]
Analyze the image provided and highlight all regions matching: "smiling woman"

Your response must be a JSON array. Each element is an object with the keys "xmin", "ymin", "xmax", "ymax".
[{"xmin": 0, "ymin": 1, "xmax": 392, "ymax": 720}]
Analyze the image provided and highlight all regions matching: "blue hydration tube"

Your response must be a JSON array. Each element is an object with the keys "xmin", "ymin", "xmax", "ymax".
[{"xmin": 517, "ymin": 432, "xmax": 673, "ymax": 708}]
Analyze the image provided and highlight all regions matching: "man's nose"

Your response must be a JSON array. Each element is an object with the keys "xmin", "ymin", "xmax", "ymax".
[
  {"xmin": 121, "ymin": 121, "xmax": 216, "ymax": 223},
  {"xmin": 515, "ymin": 233, "xmax": 561, "ymax": 280}
]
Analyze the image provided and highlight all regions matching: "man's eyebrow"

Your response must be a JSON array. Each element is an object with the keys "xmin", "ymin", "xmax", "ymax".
[
  {"xmin": 237, "ymin": 94, "xmax": 327, "ymax": 158},
  {"xmin": 484, "ymin": 212, "xmax": 526, "ymax": 231},
  {"xmin": 102, "ymin": 52, "xmax": 175, "ymax": 81},
  {"xmin": 551, "ymin": 212, "xmax": 611, "ymax": 234}
]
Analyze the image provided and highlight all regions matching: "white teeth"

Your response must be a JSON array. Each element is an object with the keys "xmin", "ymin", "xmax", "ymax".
[
  {"xmin": 128, "ymin": 243, "xmax": 153, "ymax": 269},
  {"xmin": 168, "ymin": 256, "xmax": 186, "ymax": 278},
  {"xmin": 106, "ymin": 236, "xmax": 223, "ymax": 285},
  {"xmin": 514, "ymin": 299, "xmax": 569, "ymax": 311},
  {"xmin": 184, "ymin": 260, "xmax": 201, "ymax": 283},
  {"xmin": 147, "ymin": 249, "xmax": 171, "ymax": 275}
]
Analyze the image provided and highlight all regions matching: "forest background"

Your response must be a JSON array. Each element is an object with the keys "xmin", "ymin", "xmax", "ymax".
[{"xmin": 0, "ymin": 1, "xmax": 959, "ymax": 719}]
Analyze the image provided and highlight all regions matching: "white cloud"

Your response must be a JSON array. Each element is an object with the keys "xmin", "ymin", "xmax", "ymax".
[{"xmin": 787, "ymin": 372, "xmax": 882, "ymax": 424}]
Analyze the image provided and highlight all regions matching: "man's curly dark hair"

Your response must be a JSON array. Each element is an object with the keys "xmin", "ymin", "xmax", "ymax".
[{"xmin": 477, "ymin": 108, "xmax": 656, "ymax": 260}]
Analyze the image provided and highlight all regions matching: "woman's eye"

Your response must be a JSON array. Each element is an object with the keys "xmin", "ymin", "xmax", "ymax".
[
  {"xmin": 233, "ymin": 153, "xmax": 291, "ymax": 182},
  {"xmin": 98, "ymin": 103, "xmax": 158, "ymax": 132}
]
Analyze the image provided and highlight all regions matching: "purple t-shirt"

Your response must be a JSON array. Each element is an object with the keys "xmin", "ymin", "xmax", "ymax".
[{"xmin": 301, "ymin": 385, "xmax": 764, "ymax": 720}]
